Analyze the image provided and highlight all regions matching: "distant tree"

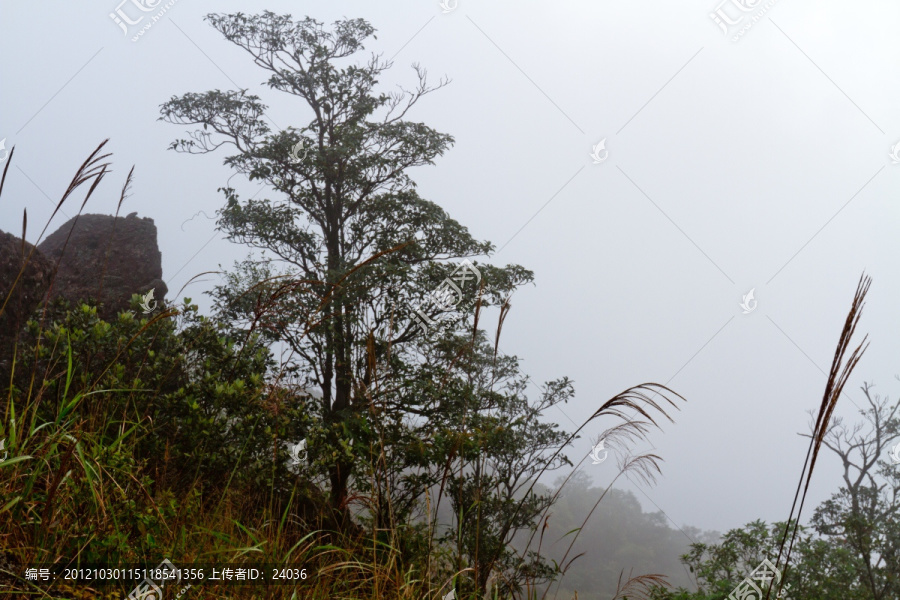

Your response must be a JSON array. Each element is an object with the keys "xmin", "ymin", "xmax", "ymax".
[
  {"xmin": 539, "ymin": 472, "xmax": 713, "ymax": 599},
  {"xmin": 808, "ymin": 381, "xmax": 900, "ymax": 600},
  {"xmin": 650, "ymin": 520, "xmax": 869, "ymax": 600}
]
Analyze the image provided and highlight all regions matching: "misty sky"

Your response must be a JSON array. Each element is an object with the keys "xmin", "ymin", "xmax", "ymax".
[{"xmin": 2, "ymin": 1, "xmax": 899, "ymax": 543}]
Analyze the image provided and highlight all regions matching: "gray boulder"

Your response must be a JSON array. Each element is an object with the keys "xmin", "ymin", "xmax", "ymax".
[{"xmin": 37, "ymin": 212, "xmax": 167, "ymax": 319}]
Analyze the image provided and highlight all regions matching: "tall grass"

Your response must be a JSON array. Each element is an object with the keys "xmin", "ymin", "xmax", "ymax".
[{"xmin": 765, "ymin": 273, "xmax": 872, "ymax": 600}]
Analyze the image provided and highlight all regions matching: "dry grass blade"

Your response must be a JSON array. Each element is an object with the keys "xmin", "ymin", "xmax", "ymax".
[
  {"xmin": 0, "ymin": 141, "xmax": 111, "ymax": 321},
  {"xmin": 527, "ymin": 418, "xmax": 657, "ymax": 561},
  {"xmin": 601, "ymin": 418, "xmax": 655, "ymax": 449},
  {"xmin": 770, "ymin": 272, "xmax": 871, "ymax": 600},
  {"xmin": 516, "ymin": 385, "xmax": 684, "ymax": 600},
  {"xmin": 41, "ymin": 161, "xmax": 110, "ymax": 311},
  {"xmin": 0, "ymin": 143, "xmax": 14, "ymax": 199},
  {"xmin": 21, "ymin": 209, "xmax": 27, "ymax": 257},
  {"xmin": 97, "ymin": 166, "xmax": 135, "ymax": 302},
  {"xmin": 810, "ymin": 273, "xmax": 871, "ymax": 474},
  {"xmin": 492, "ymin": 295, "xmax": 511, "ymax": 360},
  {"xmin": 47, "ymin": 139, "xmax": 112, "ymax": 234},
  {"xmin": 611, "ymin": 569, "xmax": 670, "ymax": 600},
  {"xmin": 617, "ymin": 453, "xmax": 665, "ymax": 488},
  {"xmin": 525, "ymin": 384, "xmax": 685, "ymax": 534},
  {"xmin": 173, "ymin": 270, "xmax": 224, "ymax": 300},
  {"xmin": 549, "ymin": 450, "xmax": 666, "ymax": 594},
  {"xmin": 586, "ymin": 384, "xmax": 683, "ymax": 431}
]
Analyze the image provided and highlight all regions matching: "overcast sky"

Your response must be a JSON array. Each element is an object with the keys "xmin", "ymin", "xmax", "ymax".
[{"xmin": 2, "ymin": 0, "xmax": 899, "ymax": 542}]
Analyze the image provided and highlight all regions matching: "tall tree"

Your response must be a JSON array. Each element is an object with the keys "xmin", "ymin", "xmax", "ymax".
[{"xmin": 159, "ymin": 12, "xmax": 530, "ymax": 521}]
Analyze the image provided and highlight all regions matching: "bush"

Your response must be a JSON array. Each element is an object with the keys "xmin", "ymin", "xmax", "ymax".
[{"xmin": 0, "ymin": 297, "xmax": 314, "ymax": 568}]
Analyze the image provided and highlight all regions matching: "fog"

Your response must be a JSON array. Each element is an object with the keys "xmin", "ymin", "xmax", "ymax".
[{"xmin": 2, "ymin": 0, "xmax": 899, "ymax": 545}]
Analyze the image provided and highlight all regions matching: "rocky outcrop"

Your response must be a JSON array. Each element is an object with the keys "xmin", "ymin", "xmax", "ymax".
[
  {"xmin": 37, "ymin": 213, "xmax": 167, "ymax": 319},
  {"xmin": 0, "ymin": 230, "xmax": 53, "ymax": 361}
]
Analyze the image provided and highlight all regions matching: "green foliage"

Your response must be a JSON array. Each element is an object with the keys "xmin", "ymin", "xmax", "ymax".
[
  {"xmin": 5, "ymin": 296, "xmax": 310, "ymax": 507},
  {"xmin": 412, "ymin": 331, "xmax": 574, "ymax": 597},
  {"xmin": 649, "ymin": 519, "xmax": 871, "ymax": 600}
]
